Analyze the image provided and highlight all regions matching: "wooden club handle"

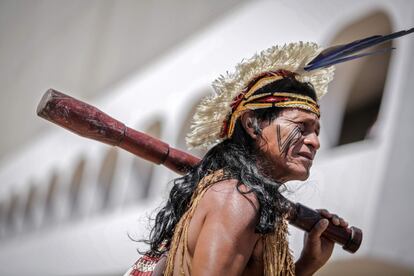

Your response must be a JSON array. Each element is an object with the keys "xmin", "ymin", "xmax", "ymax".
[{"xmin": 37, "ymin": 89, "xmax": 362, "ymax": 253}]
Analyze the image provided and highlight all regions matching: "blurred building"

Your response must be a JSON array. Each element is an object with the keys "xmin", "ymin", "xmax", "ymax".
[{"xmin": 0, "ymin": 1, "xmax": 413, "ymax": 275}]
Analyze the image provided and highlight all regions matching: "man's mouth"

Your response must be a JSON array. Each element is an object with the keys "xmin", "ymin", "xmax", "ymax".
[{"xmin": 297, "ymin": 152, "xmax": 314, "ymax": 161}]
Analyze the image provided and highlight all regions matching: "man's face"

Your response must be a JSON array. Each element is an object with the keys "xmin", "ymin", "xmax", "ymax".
[{"xmin": 255, "ymin": 108, "xmax": 320, "ymax": 182}]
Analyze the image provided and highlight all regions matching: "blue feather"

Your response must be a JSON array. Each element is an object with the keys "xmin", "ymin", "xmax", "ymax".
[
  {"xmin": 308, "ymin": 35, "xmax": 382, "ymax": 66},
  {"xmin": 305, "ymin": 27, "xmax": 414, "ymax": 71},
  {"xmin": 305, "ymin": 48, "xmax": 395, "ymax": 71}
]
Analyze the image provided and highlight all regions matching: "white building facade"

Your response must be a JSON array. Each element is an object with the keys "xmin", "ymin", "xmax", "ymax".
[{"xmin": 0, "ymin": 1, "xmax": 413, "ymax": 275}]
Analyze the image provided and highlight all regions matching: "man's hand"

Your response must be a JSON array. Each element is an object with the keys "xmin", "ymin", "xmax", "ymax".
[{"xmin": 295, "ymin": 209, "xmax": 348, "ymax": 276}]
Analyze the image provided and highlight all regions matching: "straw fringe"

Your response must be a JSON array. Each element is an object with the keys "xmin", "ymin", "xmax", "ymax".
[{"xmin": 263, "ymin": 218, "xmax": 295, "ymax": 276}]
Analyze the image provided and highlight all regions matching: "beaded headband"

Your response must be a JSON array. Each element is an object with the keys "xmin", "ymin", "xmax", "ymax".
[{"xmin": 224, "ymin": 74, "xmax": 320, "ymax": 139}]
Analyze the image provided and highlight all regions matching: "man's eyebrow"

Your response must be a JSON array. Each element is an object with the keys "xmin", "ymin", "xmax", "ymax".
[
  {"xmin": 287, "ymin": 117, "xmax": 320, "ymax": 130},
  {"xmin": 286, "ymin": 117, "xmax": 316, "ymax": 124}
]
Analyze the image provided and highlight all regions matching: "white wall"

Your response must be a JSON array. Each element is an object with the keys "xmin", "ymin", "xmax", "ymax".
[
  {"xmin": 370, "ymin": 29, "xmax": 414, "ymax": 265},
  {"xmin": 0, "ymin": 0, "xmax": 248, "ymax": 161}
]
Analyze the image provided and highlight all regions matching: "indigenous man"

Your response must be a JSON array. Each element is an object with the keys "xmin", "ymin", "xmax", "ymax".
[
  {"xmin": 102, "ymin": 26, "xmax": 413, "ymax": 275},
  {"xmin": 124, "ymin": 42, "xmax": 349, "ymax": 276}
]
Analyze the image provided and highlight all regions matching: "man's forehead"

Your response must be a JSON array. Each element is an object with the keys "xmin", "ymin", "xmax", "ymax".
[{"xmin": 277, "ymin": 109, "xmax": 320, "ymax": 124}]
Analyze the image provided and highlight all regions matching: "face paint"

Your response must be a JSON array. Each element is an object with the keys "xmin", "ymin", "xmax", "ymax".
[{"xmin": 276, "ymin": 124, "xmax": 302, "ymax": 157}]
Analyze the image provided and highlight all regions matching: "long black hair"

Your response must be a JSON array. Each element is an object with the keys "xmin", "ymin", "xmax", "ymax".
[{"xmin": 143, "ymin": 74, "xmax": 317, "ymax": 254}]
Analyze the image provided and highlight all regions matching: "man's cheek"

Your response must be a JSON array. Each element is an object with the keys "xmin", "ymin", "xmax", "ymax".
[{"xmin": 276, "ymin": 125, "xmax": 302, "ymax": 157}]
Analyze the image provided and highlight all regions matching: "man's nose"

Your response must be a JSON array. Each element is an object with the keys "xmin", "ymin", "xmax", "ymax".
[{"xmin": 304, "ymin": 133, "xmax": 320, "ymax": 150}]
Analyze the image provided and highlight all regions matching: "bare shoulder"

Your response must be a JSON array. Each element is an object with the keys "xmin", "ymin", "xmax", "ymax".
[
  {"xmin": 200, "ymin": 178, "xmax": 260, "ymax": 226},
  {"xmin": 188, "ymin": 179, "xmax": 263, "ymax": 274}
]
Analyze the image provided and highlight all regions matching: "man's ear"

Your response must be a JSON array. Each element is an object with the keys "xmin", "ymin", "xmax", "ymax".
[{"xmin": 240, "ymin": 111, "xmax": 259, "ymax": 140}]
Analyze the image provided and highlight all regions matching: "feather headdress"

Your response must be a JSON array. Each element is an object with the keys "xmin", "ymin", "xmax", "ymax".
[{"xmin": 186, "ymin": 28, "xmax": 414, "ymax": 149}]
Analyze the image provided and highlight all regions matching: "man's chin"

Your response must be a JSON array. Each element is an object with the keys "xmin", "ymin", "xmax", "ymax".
[
  {"xmin": 297, "ymin": 172, "xmax": 310, "ymax": 181},
  {"xmin": 270, "ymin": 162, "xmax": 311, "ymax": 182},
  {"xmin": 282, "ymin": 170, "xmax": 309, "ymax": 182},
  {"xmin": 293, "ymin": 167, "xmax": 310, "ymax": 181},
  {"xmin": 289, "ymin": 158, "xmax": 312, "ymax": 180}
]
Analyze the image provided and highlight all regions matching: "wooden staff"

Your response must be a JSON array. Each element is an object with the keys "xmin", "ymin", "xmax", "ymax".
[{"xmin": 37, "ymin": 89, "xmax": 362, "ymax": 253}]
